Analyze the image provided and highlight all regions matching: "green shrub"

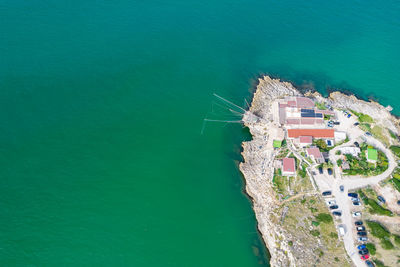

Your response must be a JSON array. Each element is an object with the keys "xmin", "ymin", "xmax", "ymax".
[
  {"xmin": 312, "ymin": 221, "xmax": 320, "ymax": 226},
  {"xmin": 315, "ymin": 213, "xmax": 333, "ymax": 223},
  {"xmin": 391, "ymin": 178, "xmax": 400, "ymax": 192},
  {"xmin": 330, "ymin": 232, "xmax": 337, "ymax": 239},
  {"xmin": 288, "ymin": 240, "xmax": 293, "ymax": 246},
  {"xmin": 373, "ymin": 259, "xmax": 387, "ymax": 267},
  {"xmin": 365, "ymin": 243, "xmax": 376, "ymax": 255},
  {"xmin": 337, "ymin": 159, "xmax": 342, "ymax": 166},
  {"xmin": 393, "ymin": 234, "xmax": 400, "ymax": 246},
  {"xmin": 390, "ymin": 146, "xmax": 400, "ymax": 158},
  {"xmin": 381, "ymin": 239, "xmax": 394, "ymax": 250},
  {"xmin": 389, "ymin": 129, "xmax": 398, "ymax": 140},
  {"xmin": 310, "ymin": 229, "xmax": 320, "ymax": 236},
  {"xmin": 367, "ymin": 200, "xmax": 393, "ymax": 216},
  {"xmin": 334, "ymin": 257, "xmax": 339, "ymax": 262},
  {"xmin": 335, "ymin": 150, "xmax": 341, "ymax": 155},
  {"xmin": 366, "ymin": 221, "xmax": 391, "ymax": 239}
]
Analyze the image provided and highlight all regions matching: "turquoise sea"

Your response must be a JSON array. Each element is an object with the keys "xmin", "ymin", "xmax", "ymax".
[{"xmin": 1, "ymin": 1, "xmax": 400, "ymax": 266}]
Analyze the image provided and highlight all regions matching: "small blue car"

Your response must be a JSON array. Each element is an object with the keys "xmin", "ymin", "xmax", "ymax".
[{"xmin": 357, "ymin": 244, "xmax": 366, "ymax": 250}]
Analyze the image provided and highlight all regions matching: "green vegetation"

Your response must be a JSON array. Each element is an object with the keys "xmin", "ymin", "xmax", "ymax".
[
  {"xmin": 343, "ymin": 143, "xmax": 388, "ymax": 176},
  {"xmin": 323, "ymin": 114, "xmax": 332, "ymax": 120},
  {"xmin": 273, "ymin": 140, "xmax": 282, "ymax": 148},
  {"xmin": 359, "ymin": 123, "xmax": 371, "ymax": 132},
  {"xmin": 389, "ymin": 129, "xmax": 398, "ymax": 140},
  {"xmin": 336, "ymin": 159, "xmax": 342, "ymax": 167},
  {"xmin": 351, "ymin": 110, "xmax": 374, "ymax": 123},
  {"xmin": 391, "ymin": 177, "xmax": 400, "ymax": 192},
  {"xmin": 381, "ymin": 239, "xmax": 394, "ymax": 250},
  {"xmin": 365, "ymin": 243, "xmax": 376, "ymax": 255},
  {"xmin": 390, "ymin": 145, "xmax": 400, "ymax": 158},
  {"xmin": 288, "ymin": 240, "xmax": 293, "ymax": 246},
  {"xmin": 366, "ymin": 221, "xmax": 390, "ymax": 239},
  {"xmin": 314, "ymin": 139, "xmax": 328, "ymax": 151},
  {"xmin": 393, "ymin": 234, "xmax": 400, "ymax": 246},
  {"xmin": 373, "ymin": 259, "xmax": 388, "ymax": 267},
  {"xmin": 315, "ymin": 213, "xmax": 333, "ymax": 223},
  {"xmin": 371, "ymin": 126, "xmax": 389, "ymax": 146},
  {"xmin": 367, "ymin": 148, "xmax": 378, "ymax": 161},
  {"xmin": 366, "ymin": 221, "xmax": 396, "ymax": 250},
  {"xmin": 298, "ymin": 164, "xmax": 307, "ymax": 178},
  {"xmin": 310, "ymin": 229, "xmax": 320, "ymax": 236},
  {"xmin": 312, "ymin": 221, "xmax": 320, "ymax": 226},
  {"xmin": 359, "ymin": 190, "xmax": 392, "ymax": 216},
  {"xmin": 315, "ymin": 102, "xmax": 326, "ymax": 110},
  {"xmin": 335, "ymin": 150, "xmax": 341, "ymax": 155}
]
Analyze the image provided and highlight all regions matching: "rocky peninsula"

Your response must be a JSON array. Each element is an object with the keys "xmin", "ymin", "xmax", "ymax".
[{"xmin": 240, "ymin": 76, "xmax": 400, "ymax": 266}]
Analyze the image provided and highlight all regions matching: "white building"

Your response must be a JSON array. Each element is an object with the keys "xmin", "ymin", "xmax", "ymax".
[
  {"xmin": 339, "ymin": 146, "xmax": 361, "ymax": 157},
  {"xmin": 334, "ymin": 131, "xmax": 347, "ymax": 143}
]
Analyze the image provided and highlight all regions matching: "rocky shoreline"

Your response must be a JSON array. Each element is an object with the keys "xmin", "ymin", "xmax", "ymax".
[{"xmin": 239, "ymin": 76, "xmax": 400, "ymax": 266}]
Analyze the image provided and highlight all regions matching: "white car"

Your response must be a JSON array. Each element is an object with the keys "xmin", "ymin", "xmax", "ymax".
[
  {"xmin": 327, "ymin": 200, "xmax": 336, "ymax": 205},
  {"xmin": 351, "ymin": 197, "xmax": 360, "ymax": 202},
  {"xmin": 352, "ymin": 212, "xmax": 362, "ymax": 217}
]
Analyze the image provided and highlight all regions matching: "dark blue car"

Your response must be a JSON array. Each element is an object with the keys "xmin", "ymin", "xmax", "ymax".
[{"xmin": 348, "ymin": 192, "xmax": 358, "ymax": 198}]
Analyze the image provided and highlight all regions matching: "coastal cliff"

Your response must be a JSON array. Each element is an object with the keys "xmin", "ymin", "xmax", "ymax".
[{"xmin": 239, "ymin": 76, "xmax": 400, "ymax": 266}]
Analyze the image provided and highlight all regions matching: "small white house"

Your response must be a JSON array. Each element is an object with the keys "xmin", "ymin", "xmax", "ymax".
[
  {"xmin": 334, "ymin": 131, "xmax": 347, "ymax": 143},
  {"xmin": 338, "ymin": 147, "xmax": 361, "ymax": 157}
]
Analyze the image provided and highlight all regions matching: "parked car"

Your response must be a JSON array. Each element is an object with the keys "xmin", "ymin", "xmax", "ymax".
[
  {"xmin": 318, "ymin": 166, "xmax": 323, "ymax": 174},
  {"xmin": 365, "ymin": 132, "xmax": 372, "ymax": 136},
  {"xmin": 358, "ymin": 237, "xmax": 368, "ymax": 242},
  {"xmin": 347, "ymin": 114, "xmax": 352, "ymax": 118},
  {"xmin": 378, "ymin": 196, "xmax": 386, "ymax": 204},
  {"xmin": 357, "ymin": 244, "xmax": 366, "ymax": 250},
  {"xmin": 329, "ymin": 205, "xmax": 339, "ymax": 210},
  {"xmin": 328, "ymin": 124, "xmax": 334, "ymax": 128},
  {"xmin": 358, "ymin": 249, "xmax": 369, "ymax": 255},
  {"xmin": 354, "ymin": 122, "xmax": 360, "ymax": 126},
  {"xmin": 397, "ymin": 200, "xmax": 400, "ymax": 205},
  {"xmin": 340, "ymin": 185, "xmax": 344, "ymax": 192},
  {"xmin": 332, "ymin": 211, "xmax": 342, "ymax": 217},
  {"xmin": 361, "ymin": 255, "xmax": 370, "ymax": 260},
  {"xmin": 353, "ymin": 211, "xmax": 362, "ymax": 217},
  {"xmin": 348, "ymin": 193, "xmax": 358, "ymax": 198},
  {"xmin": 322, "ymin": 191, "xmax": 332, "ymax": 196},
  {"xmin": 357, "ymin": 226, "xmax": 366, "ymax": 231},
  {"xmin": 353, "ymin": 201, "xmax": 361, "ymax": 206},
  {"xmin": 365, "ymin": 260, "xmax": 375, "ymax": 267},
  {"xmin": 357, "ymin": 231, "xmax": 367, "ymax": 236},
  {"xmin": 355, "ymin": 221, "xmax": 363, "ymax": 226},
  {"xmin": 351, "ymin": 197, "xmax": 360, "ymax": 202},
  {"xmin": 354, "ymin": 141, "xmax": 360, "ymax": 147},
  {"xmin": 327, "ymin": 168, "xmax": 333, "ymax": 175},
  {"xmin": 334, "ymin": 122, "xmax": 340, "ymax": 125}
]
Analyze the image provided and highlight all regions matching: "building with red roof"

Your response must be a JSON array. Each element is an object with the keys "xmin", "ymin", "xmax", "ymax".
[
  {"xmin": 287, "ymin": 129, "xmax": 334, "ymax": 139},
  {"xmin": 282, "ymin": 158, "xmax": 296, "ymax": 176},
  {"xmin": 298, "ymin": 136, "xmax": 313, "ymax": 147},
  {"xmin": 306, "ymin": 147, "xmax": 325, "ymax": 164}
]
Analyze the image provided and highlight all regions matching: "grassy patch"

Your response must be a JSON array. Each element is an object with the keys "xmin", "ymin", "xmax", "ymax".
[
  {"xmin": 389, "ymin": 129, "xmax": 398, "ymax": 140},
  {"xmin": 393, "ymin": 234, "xmax": 400, "ymax": 246},
  {"xmin": 310, "ymin": 229, "xmax": 320, "ymax": 236},
  {"xmin": 351, "ymin": 110, "xmax": 374, "ymax": 123},
  {"xmin": 366, "ymin": 221, "xmax": 391, "ymax": 239},
  {"xmin": 315, "ymin": 102, "xmax": 326, "ymax": 110},
  {"xmin": 390, "ymin": 146, "xmax": 400, "ymax": 158},
  {"xmin": 371, "ymin": 126, "xmax": 389, "ymax": 146},
  {"xmin": 315, "ymin": 213, "xmax": 333, "ymax": 223},
  {"xmin": 373, "ymin": 259, "xmax": 388, "ymax": 267},
  {"xmin": 366, "ymin": 243, "xmax": 376, "ymax": 255},
  {"xmin": 381, "ymin": 239, "xmax": 394, "ymax": 250}
]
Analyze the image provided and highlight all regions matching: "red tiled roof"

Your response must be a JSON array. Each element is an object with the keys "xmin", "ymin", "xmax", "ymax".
[
  {"xmin": 288, "ymin": 129, "xmax": 334, "ymax": 138},
  {"xmin": 300, "ymin": 118, "xmax": 316, "ymax": 124},
  {"xmin": 306, "ymin": 147, "xmax": 323, "ymax": 159},
  {"xmin": 286, "ymin": 119, "xmax": 300, "ymax": 125},
  {"xmin": 287, "ymin": 101, "xmax": 296, "ymax": 107},
  {"xmin": 283, "ymin": 158, "xmax": 295, "ymax": 173},
  {"xmin": 296, "ymin": 97, "xmax": 315, "ymax": 108},
  {"xmin": 299, "ymin": 136, "xmax": 313, "ymax": 144}
]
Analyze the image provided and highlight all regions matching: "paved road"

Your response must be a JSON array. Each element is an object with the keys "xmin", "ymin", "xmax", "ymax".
[{"xmin": 317, "ymin": 112, "xmax": 397, "ymax": 267}]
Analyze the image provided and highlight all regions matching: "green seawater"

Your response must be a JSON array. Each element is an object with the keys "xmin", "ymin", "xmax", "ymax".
[{"xmin": 1, "ymin": 1, "xmax": 400, "ymax": 266}]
